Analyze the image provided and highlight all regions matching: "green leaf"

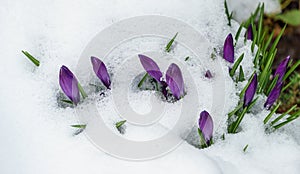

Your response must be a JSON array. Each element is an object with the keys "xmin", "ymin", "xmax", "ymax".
[
  {"xmin": 224, "ymin": 0, "xmax": 233, "ymax": 26},
  {"xmin": 61, "ymin": 99, "xmax": 73, "ymax": 104},
  {"xmin": 271, "ymin": 104, "xmax": 297, "ymax": 125},
  {"xmin": 257, "ymin": 4, "xmax": 264, "ymax": 45},
  {"xmin": 275, "ymin": 10, "xmax": 300, "ymax": 26},
  {"xmin": 22, "ymin": 50, "xmax": 40, "ymax": 67},
  {"xmin": 238, "ymin": 66, "xmax": 245, "ymax": 82},
  {"xmin": 116, "ymin": 120, "xmax": 126, "ymax": 129},
  {"xmin": 228, "ymin": 106, "xmax": 248, "ymax": 133},
  {"xmin": 266, "ymin": 75, "xmax": 279, "ymax": 95},
  {"xmin": 71, "ymin": 124, "xmax": 86, "ymax": 129},
  {"xmin": 185, "ymin": 56, "xmax": 190, "ymax": 61},
  {"xmin": 138, "ymin": 73, "xmax": 148, "ymax": 88},
  {"xmin": 165, "ymin": 32, "xmax": 178, "ymax": 52},
  {"xmin": 263, "ymin": 102, "xmax": 281, "ymax": 124},
  {"xmin": 283, "ymin": 60, "xmax": 300, "ymax": 81},
  {"xmin": 235, "ymin": 24, "xmax": 244, "ymax": 42},
  {"xmin": 230, "ymin": 53, "xmax": 244, "ymax": 77},
  {"xmin": 78, "ymin": 82, "xmax": 88, "ymax": 99},
  {"xmin": 198, "ymin": 128, "xmax": 208, "ymax": 148},
  {"xmin": 243, "ymin": 144, "xmax": 249, "ymax": 152}
]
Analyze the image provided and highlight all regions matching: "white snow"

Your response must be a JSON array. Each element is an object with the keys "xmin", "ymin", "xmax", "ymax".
[{"xmin": 0, "ymin": 0, "xmax": 300, "ymax": 174}]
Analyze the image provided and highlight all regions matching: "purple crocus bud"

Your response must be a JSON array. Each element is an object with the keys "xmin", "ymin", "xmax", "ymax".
[
  {"xmin": 91, "ymin": 56, "xmax": 111, "ymax": 89},
  {"xmin": 246, "ymin": 25, "xmax": 253, "ymax": 41},
  {"xmin": 274, "ymin": 56, "xmax": 290, "ymax": 82},
  {"xmin": 223, "ymin": 33, "xmax": 234, "ymax": 63},
  {"xmin": 264, "ymin": 82, "xmax": 283, "ymax": 110},
  {"xmin": 244, "ymin": 73, "xmax": 257, "ymax": 107},
  {"xmin": 198, "ymin": 110, "xmax": 213, "ymax": 144},
  {"xmin": 166, "ymin": 63, "xmax": 185, "ymax": 99},
  {"xmin": 205, "ymin": 70, "xmax": 213, "ymax": 79},
  {"xmin": 59, "ymin": 65, "xmax": 80, "ymax": 105},
  {"xmin": 138, "ymin": 54, "xmax": 163, "ymax": 82}
]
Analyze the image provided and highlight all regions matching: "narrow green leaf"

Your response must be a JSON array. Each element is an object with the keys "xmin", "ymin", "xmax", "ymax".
[
  {"xmin": 116, "ymin": 120, "xmax": 126, "ymax": 129},
  {"xmin": 198, "ymin": 128, "xmax": 208, "ymax": 148},
  {"xmin": 273, "ymin": 114, "xmax": 300, "ymax": 129},
  {"xmin": 238, "ymin": 66, "xmax": 245, "ymax": 82},
  {"xmin": 283, "ymin": 60, "xmax": 300, "ymax": 81},
  {"xmin": 230, "ymin": 53, "xmax": 244, "ymax": 77},
  {"xmin": 138, "ymin": 73, "xmax": 148, "ymax": 88},
  {"xmin": 224, "ymin": 0, "xmax": 233, "ymax": 26},
  {"xmin": 264, "ymin": 102, "xmax": 281, "ymax": 124},
  {"xmin": 61, "ymin": 99, "xmax": 73, "ymax": 104},
  {"xmin": 262, "ymin": 31, "xmax": 274, "ymax": 55},
  {"xmin": 268, "ymin": 24, "xmax": 286, "ymax": 59},
  {"xmin": 22, "ymin": 50, "xmax": 40, "ymax": 66},
  {"xmin": 165, "ymin": 32, "xmax": 178, "ymax": 52},
  {"xmin": 266, "ymin": 75, "xmax": 279, "ymax": 95},
  {"xmin": 228, "ymin": 102, "xmax": 244, "ymax": 117},
  {"xmin": 243, "ymin": 144, "xmax": 249, "ymax": 152},
  {"xmin": 229, "ymin": 106, "xmax": 248, "ymax": 133},
  {"xmin": 235, "ymin": 24, "xmax": 244, "ymax": 42},
  {"xmin": 257, "ymin": 4, "xmax": 264, "ymax": 45},
  {"xmin": 71, "ymin": 124, "xmax": 86, "ymax": 129},
  {"xmin": 271, "ymin": 104, "xmax": 297, "ymax": 125},
  {"xmin": 78, "ymin": 83, "xmax": 88, "ymax": 99}
]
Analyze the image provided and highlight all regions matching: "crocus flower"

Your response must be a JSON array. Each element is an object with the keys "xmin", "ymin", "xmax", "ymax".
[
  {"xmin": 244, "ymin": 73, "xmax": 257, "ymax": 107},
  {"xmin": 246, "ymin": 25, "xmax": 253, "ymax": 41},
  {"xmin": 264, "ymin": 82, "xmax": 283, "ymax": 110},
  {"xmin": 91, "ymin": 56, "xmax": 111, "ymax": 89},
  {"xmin": 223, "ymin": 33, "xmax": 234, "ymax": 63},
  {"xmin": 205, "ymin": 70, "xmax": 213, "ymax": 79},
  {"xmin": 166, "ymin": 63, "xmax": 185, "ymax": 99},
  {"xmin": 59, "ymin": 65, "xmax": 80, "ymax": 105},
  {"xmin": 274, "ymin": 56, "xmax": 290, "ymax": 82},
  {"xmin": 138, "ymin": 54, "xmax": 163, "ymax": 82},
  {"xmin": 198, "ymin": 110, "xmax": 213, "ymax": 145}
]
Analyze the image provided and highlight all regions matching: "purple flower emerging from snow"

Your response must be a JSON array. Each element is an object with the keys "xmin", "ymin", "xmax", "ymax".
[
  {"xmin": 205, "ymin": 70, "xmax": 213, "ymax": 79},
  {"xmin": 244, "ymin": 73, "xmax": 257, "ymax": 107},
  {"xmin": 59, "ymin": 65, "xmax": 80, "ymax": 105},
  {"xmin": 274, "ymin": 56, "xmax": 290, "ymax": 82},
  {"xmin": 246, "ymin": 25, "xmax": 253, "ymax": 41},
  {"xmin": 91, "ymin": 56, "xmax": 111, "ymax": 89},
  {"xmin": 138, "ymin": 54, "xmax": 163, "ymax": 82},
  {"xmin": 264, "ymin": 82, "xmax": 283, "ymax": 110},
  {"xmin": 166, "ymin": 63, "xmax": 185, "ymax": 99},
  {"xmin": 198, "ymin": 110, "xmax": 213, "ymax": 144},
  {"xmin": 223, "ymin": 33, "xmax": 234, "ymax": 63}
]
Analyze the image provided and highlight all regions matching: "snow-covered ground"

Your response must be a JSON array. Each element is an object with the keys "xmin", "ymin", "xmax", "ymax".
[{"xmin": 0, "ymin": 0, "xmax": 300, "ymax": 173}]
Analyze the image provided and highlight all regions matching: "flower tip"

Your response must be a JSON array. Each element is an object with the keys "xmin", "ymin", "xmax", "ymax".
[
  {"xmin": 246, "ymin": 25, "xmax": 253, "ymax": 41},
  {"xmin": 205, "ymin": 70, "xmax": 213, "ymax": 79},
  {"xmin": 198, "ymin": 110, "xmax": 213, "ymax": 143},
  {"xmin": 138, "ymin": 54, "xmax": 163, "ymax": 82},
  {"xmin": 90, "ymin": 56, "xmax": 111, "ymax": 89},
  {"xmin": 59, "ymin": 65, "xmax": 80, "ymax": 105},
  {"xmin": 223, "ymin": 33, "xmax": 234, "ymax": 63},
  {"xmin": 166, "ymin": 63, "xmax": 185, "ymax": 100},
  {"xmin": 243, "ymin": 73, "xmax": 258, "ymax": 107}
]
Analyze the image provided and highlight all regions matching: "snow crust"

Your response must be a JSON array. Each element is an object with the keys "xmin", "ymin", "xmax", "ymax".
[{"xmin": 0, "ymin": 0, "xmax": 299, "ymax": 173}]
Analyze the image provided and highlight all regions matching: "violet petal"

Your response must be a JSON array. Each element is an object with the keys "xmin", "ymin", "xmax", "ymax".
[
  {"xmin": 138, "ymin": 54, "xmax": 163, "ymax": 82},
  {"xmin": 246, "ymin": 25, "xmax": 253, "ymax": 41},
  {"xmin": 264, "ymin": 82, "xmax": 283, "ymax": 110},
  {"xmin": 244, "ymin": 73, "xmax": 257, "ymax": 107},
  {"xmin": 59, "ymin": 65, "xmax": 80, "ymax": 105},
  {"xmin": 198, "ymin": 110, "xmax": 213, "ymax": 144},
  {"xmin": 205, "ymin": 70, "xmax": 213, "ymax": 79},
  {"xmin": 274, "ymin": 56, "xmax": 290, "ymax": 82},
  {"xmin": 223, "ymin": 33, "xmax": 234, "ymax": 63},
  {"xmin": 166, "ymin": 63, "xmax": 185, "ymax": 99},
  {"xmin": 91, "ymin": 56, "xmax": 111, "ymax": 89}
]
